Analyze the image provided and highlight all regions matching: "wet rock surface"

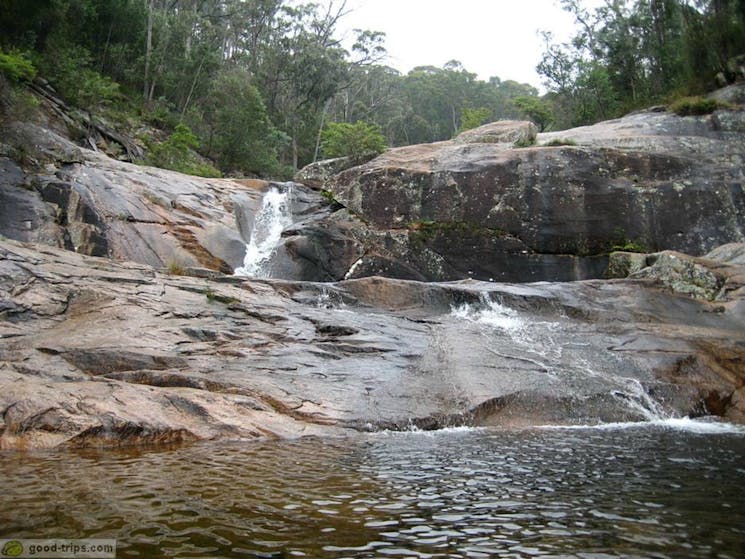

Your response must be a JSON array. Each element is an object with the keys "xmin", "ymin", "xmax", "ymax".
[
  {"xmin": 0, "ymin": 122, "xmax": 289, "ymax": 274},
  {"xmin": 2, "ymin": 238, "xmax": 743, "ymax": 449}
]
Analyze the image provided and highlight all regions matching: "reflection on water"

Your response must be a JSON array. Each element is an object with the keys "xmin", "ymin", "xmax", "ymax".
[{"xmin": 1, "ymin": 425, "xmax": 744, "ymax": 558}]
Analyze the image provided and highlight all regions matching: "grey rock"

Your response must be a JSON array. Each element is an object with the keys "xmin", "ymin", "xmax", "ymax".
[
  {"xmin": 1, "ymin": 238, "xmax": 744, "ymax": 449},
  {"xmin": 606, "ymin": 251, "xmax": 649, "ymax": 278},
  {"xmin": 1, "ymin": 148, "xmax": 263, "ymax": 272},
  {"xmin": 288, "ymin": 92, "xmax": 745, "ymax": 283},
  {"xmin": 707, "ymin": 243, "xmax": 745, "ymax": 265},
  {"xmin": 293, "ymin": 154, "xmax": 379, "ymax": 190},
  {"xmin": 3, "ymin": 122, "xmax": 83, "ymax": 167},
  {"xmin": 630, "ymin": 251, "xmax": 726, "ymax": 301},
  {"xmin": 709, "ymin": 82, "xmax": 745, "ymax": 105},
  {"xmin": 454, "ymin": 120, "xmax": 537, "ymax": 145}
]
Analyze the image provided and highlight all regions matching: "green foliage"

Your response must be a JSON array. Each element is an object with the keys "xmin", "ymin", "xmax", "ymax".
[
  {"xmin": 513, "ymin": 96, "xmax": 553, "ymax": 132},
  {"xmin": 321, "ymin": 121, "xmax": 387, "ymax": 159},
  {"xmin": 669, "ymin": 96, "xmax": 726, "ymax": 116},
  {"xmin": 77, "ymin": 71, "xmax": 121, "ymax": 108},
  {"xmin": 539, "ymin": 0, "xmax": 745, "ymax": 129},
  {"xmin": 611, "ymin": 228, "xmax": 649, "ymax": 253},
  {"xmin": 513, "ymin": 137, "xmax": 537, "ymax": 148},
  {"xmin": 167, "ymin": 123, "xmax": 199, "ymax": 151},
  {"xmin": 167, "ymin": 261, "xmax": 186, "ymax": 276},
  {"xmin": 39, "ymin": 37, "xmax": 121, "ymax": 108},
  {"xmin": 15, "ymin": 0, "xmax": 743, "ymax": 179},
  {"xmin": 543, "ymin": 138, "xmax": 577, "ymax": 147},
  {"xmin": 0, "ymin": 50, "xmax": 36, "ymax": 82},
  {"xmin": 459, "ymin": 107, "xmax": 492, "ymax": 132},
  {"xmin": 146, "ymin": 123, "xmax": 222, "ymax": 178},
  {"xmin": 203, "ymin": 67, "xmax": 284, "ymax": 176}
]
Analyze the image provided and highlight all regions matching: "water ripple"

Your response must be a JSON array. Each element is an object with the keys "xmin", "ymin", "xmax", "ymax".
[{"xmin": 1, "ymin": 428, "xmax": 744, "ymax": 558}]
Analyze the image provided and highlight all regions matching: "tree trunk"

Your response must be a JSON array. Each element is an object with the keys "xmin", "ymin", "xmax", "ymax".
[
  {"xmin": 292, "ymin": 135, "xmax": 299, "ymax": 171},
  {"xmin": 181, "ymin": 57, "xmax": 205, "ymax": 117},
  {"xmin": 144, "ymin": 0, "xmax": 155, "ymax": 100},
  {"xmin": 313, "ymin": 99, "xmax": 330, "ymax": 162}
]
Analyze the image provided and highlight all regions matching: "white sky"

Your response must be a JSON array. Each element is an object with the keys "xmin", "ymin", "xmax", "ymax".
[{"xmin": 335, "ymin": 0, "xmax": 589, "ymax": 89}]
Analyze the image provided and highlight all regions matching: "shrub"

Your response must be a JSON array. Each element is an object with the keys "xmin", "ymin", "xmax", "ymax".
[
  {"xmin": 543, "ymin": 138, "xmax": 577, "ymax": 147},
  {"xmin": 76, "ymin": 70, "xmax": 121, "ymax": 108},
  {"xmin": 513, "ymin": 96, "xmax": 553, "ymax": 132},
  {"xmin": 459, "ymin": 107, "xmax": 492, "ymax": 132},
  {"xmin": 167, "ymin": 261, "xmax": 186, "ymax": 276},
  {"xmin": 669, "ymin": 96, "xmax": 727, "ymax": 116},
  {"xmin": 145, "ymin": 123, "xmax": 222, "ymax": 178},
  {"xmin": 0, "ymin": 50, "xmax": 36, "ymax": 82},
  {"xmin": 39, "ymin": 38, "xmax": 120, "ymax": 108},
  {"xmin": 513, "ymin": 137, "xmax": 536, "ymax": 148},
  {"xmin": 321, "ymin": 121, "xmax": 387, "ymax": 159}
]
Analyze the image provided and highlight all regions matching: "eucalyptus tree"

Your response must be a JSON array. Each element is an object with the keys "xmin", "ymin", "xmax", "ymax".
[{"xmin": 539, "ymin": 0, "xmax": 745, "ymax": 128}]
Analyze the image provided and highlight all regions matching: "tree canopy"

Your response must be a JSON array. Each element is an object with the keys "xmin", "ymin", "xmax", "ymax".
[
  {"xmin": 1, "ymin": 1, "xmax": 741, "ymax": 177},
  {"xmin": 538, "ymin": 0, "xmax": 745, "ymax": 128}
]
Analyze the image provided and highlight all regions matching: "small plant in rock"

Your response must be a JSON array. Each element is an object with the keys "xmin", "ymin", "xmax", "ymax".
[
  {"xmin": 167, "ymin": 261, "xmax": 186, "ymax": 276},
  {"xmin": 612, "ymin": 241, "xmax": 649, "ymax": 253},
  {"xmin": 611, "ymin": 229, "xmax": 649, "ymax": 253},
  {"xmin": 320, "ymin": 189, "xmax": 342, "ymax": 206},
  {"xmin": 513, "ymin": 137, "xmax": 536, "ymax": 148},
  {"xmin": 543, "ymin": 138, "xmax": 577, "ymax": 147},
  {"xmin": 407, "ymin": 219, "xmax": 436, "ymax": 231},
  {"xmin": 204, "ymin": 288, "xmax": 239, "ymax": 305},
  {"xmin": 669, "ymin": 96, "xmax": 729, "ymax": 116}
]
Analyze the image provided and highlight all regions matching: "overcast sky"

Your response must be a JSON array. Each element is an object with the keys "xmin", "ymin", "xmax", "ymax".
[{"xmin": 334, "ymin": 0, "xmax": 590, "ymax": 89}]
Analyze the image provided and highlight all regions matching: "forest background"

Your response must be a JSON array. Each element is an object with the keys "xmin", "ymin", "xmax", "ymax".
[{"xmin": 1, "ymin": 0, "xmax": 743, "ymax": 178}]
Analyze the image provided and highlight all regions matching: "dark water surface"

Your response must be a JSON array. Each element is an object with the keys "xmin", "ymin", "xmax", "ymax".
[{"xmin": 1, "ymin": 423, "xmax": 744, "ymax": 558}]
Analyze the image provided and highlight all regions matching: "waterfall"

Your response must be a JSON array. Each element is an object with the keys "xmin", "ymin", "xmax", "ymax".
[
  {"xmin": 610, "ymin": 379, "xmax": 668, "ymax": 421},
  {"xmin": 234, "ymin": 187, "xmax": 293, "ymax": 278},
  {"xmin": 450, "ymin": 295, "xmax": 671, "ymax": 423}
]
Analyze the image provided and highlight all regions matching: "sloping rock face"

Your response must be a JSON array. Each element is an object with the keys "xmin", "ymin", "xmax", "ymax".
[
  {"xmin": 0, "ymin": 122, "xmax": 301, "ymax": 274},
  {"xmin": 2, "ymin": 238, "xmax": 744, "ymax": 449},
  {"xmin": 297, "ymin": 102, "xmax": 745, "ymax": 282}
]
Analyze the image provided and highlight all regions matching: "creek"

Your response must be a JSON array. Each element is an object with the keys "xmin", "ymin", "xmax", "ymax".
[{"xmin": 1, "ymin": 424, "xmax": 744, "ymax": 558}]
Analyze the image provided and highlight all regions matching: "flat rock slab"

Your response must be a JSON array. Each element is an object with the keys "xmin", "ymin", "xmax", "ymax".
[{"xmin": 2, "ymin": 238, "xmax": 743, "ymax": 449}]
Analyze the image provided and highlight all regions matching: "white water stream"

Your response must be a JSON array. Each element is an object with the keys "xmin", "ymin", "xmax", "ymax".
[
  {"xmin": 234, "ymin": 187, "xmax": 293, "ymax": 278},
  {"xmin": 450, "ymin": 294, "xmax": 684, "ymax": 425}
]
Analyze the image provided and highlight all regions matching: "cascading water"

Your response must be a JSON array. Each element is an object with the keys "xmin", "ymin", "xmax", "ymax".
[
  {"xmin": 451, "ymin": 295, "xmax": 528, "ymax": 334},
  {"xmin": 449, "ymin": 293, "xmax": 673, "ymax": 424},
  {"xmin": 234, "ymin": 187, "xmax": 293, "ymax": 278}
]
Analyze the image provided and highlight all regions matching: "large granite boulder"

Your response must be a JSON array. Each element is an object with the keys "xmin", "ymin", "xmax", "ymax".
[
  {"xmin": 292, "ymin": 92, "xmax": 745, "ymax": 282},
  {"xmin": 454, "ymin": 120, "xmax": 537, "ymax": 145}
]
